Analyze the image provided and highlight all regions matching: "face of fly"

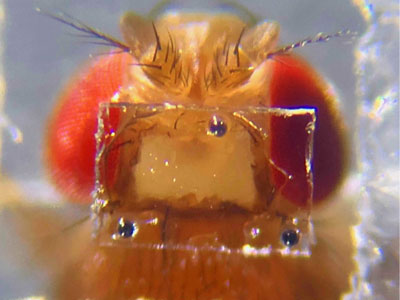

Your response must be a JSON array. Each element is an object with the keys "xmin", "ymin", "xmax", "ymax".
[{"xmin": 44, "ymin": 7, "xmax": 349, "ymax": 209}]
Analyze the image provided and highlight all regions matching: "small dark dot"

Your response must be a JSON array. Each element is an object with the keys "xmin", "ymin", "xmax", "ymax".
[
  {"xmin": 281, "ymin": 229, "xmax": 299, "ymax": 247},
  {"xmin": 117, "ymin": 219, "xmax": 136, "ymax": 238},
  {"xmin": 209, "ymin": 116, "xmax": 227, "ymax": 137}
]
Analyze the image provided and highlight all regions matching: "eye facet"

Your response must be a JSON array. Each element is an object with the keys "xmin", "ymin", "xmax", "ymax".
[
  {"xmin": 208, "ymin": 115, "xmax": 227, "ymax": 137},
  {"xmin": 117, "ymin": 218, "xmax": 137, "ymax": 238},
  {"xmin": 281, "ymin": 229, "xmax": 300, "ymax": 247}
]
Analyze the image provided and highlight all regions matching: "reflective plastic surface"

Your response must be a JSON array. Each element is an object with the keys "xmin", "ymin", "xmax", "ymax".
[{"xmin": 93, "ymin": 103, "xmax": 316, "ymax": 256}]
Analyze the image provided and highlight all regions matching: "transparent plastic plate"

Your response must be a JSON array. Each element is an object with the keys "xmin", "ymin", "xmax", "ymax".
[{"xmin": 92, "ymin": 103, "xmax": 316, "ymax": 256}]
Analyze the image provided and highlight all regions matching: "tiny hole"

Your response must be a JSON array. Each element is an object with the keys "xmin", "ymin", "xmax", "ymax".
[
  {"xmin": 117, "ymin": 218, "xmax": 136, "ymax": 238},
  {"xmin": 281, "ymin": 229, "xmax": 299, "ymax": 247},
  {"xmin": 208, "ymin": 115, "xmax": 227, "ymax": 137}
]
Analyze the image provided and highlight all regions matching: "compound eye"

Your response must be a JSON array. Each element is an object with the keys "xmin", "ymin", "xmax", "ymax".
[
  {"xmin": 281, "ymin": 229, "xmax": 300, "ymax": 247},
  {"xmin": 117, "ymin": 218, "xmax": 137, "ymax": 238},
  {"xmin": 208, "ymin": 115, "xmax": 227, "ymax": 137}
]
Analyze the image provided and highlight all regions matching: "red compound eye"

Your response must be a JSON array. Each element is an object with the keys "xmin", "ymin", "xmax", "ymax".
[
  {"xmin": 44, "ymin": 52, "xmax": 133, "ymax": 203},
  {"xmin": 269, "ymin": 54, "xmax": 348, "ymax": 205}
]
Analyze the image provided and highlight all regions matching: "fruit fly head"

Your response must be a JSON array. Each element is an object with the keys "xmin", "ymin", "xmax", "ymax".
[{"xmin": 43, "ymin": 3, "xmax": 350, "ymax": 258}]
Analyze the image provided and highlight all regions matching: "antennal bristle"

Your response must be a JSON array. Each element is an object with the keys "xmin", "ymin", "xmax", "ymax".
[
  {"xmin": 37, "ymin": 9, "xmax": 132, "ymax": 53},
  {"xmin": 152, "ymin": 22, "xmax": 162, "ymax": 62},
  {"xmin": 233, "ymin": 27, "xmax": 246, "ymax": 67},
  {"xmin": 267, "ymin": 30, "xmax": 357, "ymax": 59}
]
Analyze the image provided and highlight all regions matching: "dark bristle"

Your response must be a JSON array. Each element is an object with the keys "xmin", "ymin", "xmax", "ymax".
[
  {"xmin": 225, "ymin": 44, "xmax": 230, "ymax": 66},
  {"xmin": 165, "ymin": 41, "xmax": 170, "ymax": 62},
  {"xmin": 152, "ymin": 22, "xmax": 162, "ymax": 62},
  {"xmin": 169, "ymin": 51, "xmax": 180, "ymax": 74},
  {"xmin": 214, "ymin": 50, "xmax": 223, "ymax": 77},
  {"xmin": 222, "ymin": 39, "xmax": 228, "ymax": 55},
  {"xmin": 233, "ymin": 27, "xmax": 245, "ymax": 67},
  {"xmin": 177, "ymin": 65, "xmax": 183, "ymax": 85},
  {"xmin": 37, "ymin": 9, "xmax": 132, "ymax": 53},
  {"xmin": 152, "ymin": 22, "xmax": 162, "ymax": 51},
  {"xmin": 132, "ymin": 63, "xmax": 162, "ymax": 70},
  {"xmin": 167, "ymin": 30, "xmax": 175, "ymax": 54},
  {"xmin": 152, "ymin": 46, "xmax": 158, "ymax": 62}
]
